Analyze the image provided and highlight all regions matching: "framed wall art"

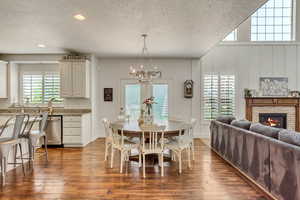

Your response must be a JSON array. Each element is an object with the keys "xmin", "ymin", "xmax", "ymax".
[
  {"xmin": 104, "ymin": 88, "xmax": 113, "ymax": 101},
  {"xmin": 259, "ymin": 77, "xmax": 288, "ymax": 97}
]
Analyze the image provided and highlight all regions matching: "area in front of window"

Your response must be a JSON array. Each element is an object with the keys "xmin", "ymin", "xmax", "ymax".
[
  {"xmin": 251, "ymin": 0, "xmax": 293, "ymax": 41},
  {"xmin": 203, "ymin": 74, "xmax": 235, "ymax": 120},
  {"xmin": 124, "ymin": 83, "xmax": 168, "ymax": 121}
]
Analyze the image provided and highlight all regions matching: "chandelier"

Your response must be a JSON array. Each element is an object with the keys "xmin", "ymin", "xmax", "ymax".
[{"xmin": 129, "ymin": 34, "xmax": 162, "ymax": 84}]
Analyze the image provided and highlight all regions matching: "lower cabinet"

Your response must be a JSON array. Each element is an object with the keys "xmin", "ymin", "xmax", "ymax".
[{"xmin": 63, "ymin": 113, "xmax": 92, "ymax": 147}]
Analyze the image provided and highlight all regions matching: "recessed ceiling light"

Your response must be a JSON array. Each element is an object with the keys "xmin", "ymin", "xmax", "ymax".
[
  {"xmin": 37, "ymin": 44, "xmax": 46, "ymax": 48},
  {"xmin": 74, "ymin": 14, "xmax": 86, "ymax": 21}
]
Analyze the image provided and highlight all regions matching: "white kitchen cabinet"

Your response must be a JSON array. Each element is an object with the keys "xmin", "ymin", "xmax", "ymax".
[
  {"xmin": 0, "ymin": 61, "xmax": 8, "ymax": 98},
  {"xmin": 63, "ymin": 113, "xmax": 92, "ymax": 147},
  {"xmin": 59, "ymin": 60, "xmax": 90, "ymax": 98}
]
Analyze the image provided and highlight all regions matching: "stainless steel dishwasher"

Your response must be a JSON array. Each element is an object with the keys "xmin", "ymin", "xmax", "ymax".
[{"xmin": 45, "ymin": 115, "xmax": 64, "ymax": 147}]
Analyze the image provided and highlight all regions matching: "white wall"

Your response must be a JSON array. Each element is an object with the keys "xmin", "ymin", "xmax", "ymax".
[
  {"xmin": 92, "ymin": 58, "xmax": 202, "ymax": 138},
  {"xmin": 200, "ymin": 43, "xmax": 300, "ymax": 137}
]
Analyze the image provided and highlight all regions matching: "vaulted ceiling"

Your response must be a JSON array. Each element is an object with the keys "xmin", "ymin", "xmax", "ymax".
[{"xmin": 0, "ymin": 0, "xmax": 267, "ymax": 57}]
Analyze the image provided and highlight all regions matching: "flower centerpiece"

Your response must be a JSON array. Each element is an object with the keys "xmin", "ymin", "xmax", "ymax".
[{"xmin": 143, "ymin": 96, "xmax": 156, "ymax": 124}]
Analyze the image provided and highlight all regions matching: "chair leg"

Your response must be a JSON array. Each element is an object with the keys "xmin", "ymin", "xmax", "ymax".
[
  {"xmin": 143, "ymin": 154, "xmax": 146, "ymax": 178},
  {"xmin": 192, "ymin": 141, "xmax": 195, "ymax": 161},
  {"xmin": 1, "ymin": 157, "xmax": 6, "ymax": 185},
  {"xmin": 178, "ymin": 151, "xmax": 182, "ymax": 174},
  {"xmin": 44, "ymin": 136, "xmax": 48, "ymax": 162},
  {"xmin": 13, "ymin": 145, "xmax": 17, "ymax": 167},
  {"xmin": 18, "ymin": 143, "xmax": 25, "ymax": 176},
  {"xmin": 120, "ymin": 151, "xmax": 124, "ymax": 173},
  {"xmin": 110, "ymin": 147, "xmax": 114, "ymax": 168},
  {"xmin": 161, "ymin": 153, "xmax": 164, "ymax": 177},
  {"xmin": 138, "ymin": 152, "xmax": 142, "ymax": 167},
  {"xmin": 104, "ymin": 142, "xmax": 108, "ymax": 161},
  {"xmin": 188, "ymin": 148, "xmax": 191, "ymax": 169}
]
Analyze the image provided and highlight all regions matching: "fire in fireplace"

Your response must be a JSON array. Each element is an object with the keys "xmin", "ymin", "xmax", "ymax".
[{"xmin": 259, "ymin": 113, "xmax": 287, "ymax": 129}]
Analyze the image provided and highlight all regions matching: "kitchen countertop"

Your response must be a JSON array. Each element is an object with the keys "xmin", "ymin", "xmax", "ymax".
[{"xmin": 0, "ymin": 108, "xmax": 91, "ymax": 116}]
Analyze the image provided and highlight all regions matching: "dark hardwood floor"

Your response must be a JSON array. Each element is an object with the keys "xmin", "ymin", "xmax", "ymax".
[{"xmin": 0, "ymin": 139, "xmax": 268, "ymax": 200}]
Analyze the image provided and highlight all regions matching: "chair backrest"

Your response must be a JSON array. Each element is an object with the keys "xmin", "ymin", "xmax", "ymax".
[
  {"xmin": 20, "ymin": 114, "xmax": 39, "ymax": 137},
  {"xmin": 39, "ymin": 112, "xmax": 49, "ymax": 132},
  {"xmin": 12, "ymin": 114, "xmax": 26, "ymax": 139},
  {"xmin": 102, "ymin": 118, "xmax": 112, "ymax": 138},
  {"xmin": 110, "ymin": 122, "xmax": 125, "ymax": 146},
  {"xmin": 0, "ymin": 116, "xmax": 14, "ymax": 137},
  {"xmin": 140, "ymin": 124, "xmax": 166, "ymax": 152}
]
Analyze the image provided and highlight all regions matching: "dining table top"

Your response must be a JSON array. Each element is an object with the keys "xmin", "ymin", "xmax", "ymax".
[{"xmin": 114, "ymin": 119, "xmax": 186, "ymax": 137}]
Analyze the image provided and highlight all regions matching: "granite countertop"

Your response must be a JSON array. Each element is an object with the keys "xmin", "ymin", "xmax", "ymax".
[{"xmin": 0, "ymin": 107, "xmax": 91, "ymax": 116}]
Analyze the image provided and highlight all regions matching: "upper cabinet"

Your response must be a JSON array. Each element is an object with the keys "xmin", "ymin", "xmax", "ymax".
[
  {"xmin": 0, "ymin": 61, "xmax": 8, "ymax": 99},
  {"xmin": 59, "ymin": 59, "xmax": 90, "ymax": 98}
]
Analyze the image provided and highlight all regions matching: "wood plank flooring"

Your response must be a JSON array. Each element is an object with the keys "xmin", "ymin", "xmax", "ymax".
[{"xmin": 0, "ymin": 139, "xmax": 268, "ymax": 200}]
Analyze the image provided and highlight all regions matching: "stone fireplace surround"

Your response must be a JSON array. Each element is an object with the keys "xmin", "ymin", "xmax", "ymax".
[{"xmin": 245, "ymin": 97, "xmax": 300, "ymax": 131}]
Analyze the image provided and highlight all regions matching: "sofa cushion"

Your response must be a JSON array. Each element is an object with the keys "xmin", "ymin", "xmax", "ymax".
[
  {"xmin": 249, "ymin": 123, "xmax": 280, "ymax": 139},
  {"xmin": 279, "ymin": 129, "xmax": 300, "ymax": 146},
  {"xmin": 230, "ymin": 120, "xmax": 252, "ymax": 130},
  {"xmin": 216, "ymin": 115, "xmax": 236, "ymax": 124}
]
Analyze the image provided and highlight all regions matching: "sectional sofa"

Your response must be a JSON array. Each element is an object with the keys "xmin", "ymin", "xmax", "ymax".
[{"xmin": 210, "ymin": 116, "xmax": 300, "ymax": 200}]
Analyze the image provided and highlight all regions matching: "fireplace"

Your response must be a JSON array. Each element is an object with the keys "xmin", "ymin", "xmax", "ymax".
[{"xmin": 259, "ymin": 113, "xmax": 287, "ymax": 129}]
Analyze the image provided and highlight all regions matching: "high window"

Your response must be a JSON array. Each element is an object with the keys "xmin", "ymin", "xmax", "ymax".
[
  {"xmin": 223, "ymin": 29, "xmax": 238, "ymax": 41},
  {"xmin": 251, "ymin": 0, "xmax": 294, "ymax": 41},
  {"xmin": 203, "ymin": 74, "xmax": 235, "ymax": 120},
  {"xmin": 22, "ymin": 72, "xmax": 62, "ymax": 104}
]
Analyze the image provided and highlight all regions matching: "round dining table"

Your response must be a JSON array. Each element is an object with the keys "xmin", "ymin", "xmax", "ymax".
[
  {"xmin": 113, "ymin": 119, "xmax": 186, "ymax": 164},
  {"xmin": 114, "ymin": 119, "xmax": 185, "ymax": 137}
]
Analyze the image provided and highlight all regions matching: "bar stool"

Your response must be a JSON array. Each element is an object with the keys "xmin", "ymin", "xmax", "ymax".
[{"xmin": 0, "ymin": 114, "xmax": 26, "ymax": 185}]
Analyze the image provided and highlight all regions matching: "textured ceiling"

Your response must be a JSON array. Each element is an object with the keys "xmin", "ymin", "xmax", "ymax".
[{"xmin": 0, "ymin": 0, "xmax": 267, "ymax": 57}]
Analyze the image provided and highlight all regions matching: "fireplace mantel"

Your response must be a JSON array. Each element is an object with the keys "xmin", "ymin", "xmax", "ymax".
[{"xmin": 245, "ymin": 97, "xmax": 300, "ymax": 131}]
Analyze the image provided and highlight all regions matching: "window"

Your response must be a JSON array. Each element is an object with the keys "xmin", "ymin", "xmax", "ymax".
[
  {"xmin": 203, "ymin": 74, "xmax": 235, "ymax": 120},
  {"xmin": 251, "ymin": 0, "xmax": 294, "ymax": 41},
  {"xmin": 152, "ymin": 84, "xmax": 168, "ymax": 121},
  {"xmin": 125, "ymin": 84, "xmax": 141, "ymax": 120},
  {"xmin": 22, "ymin": 72, "xmax": 62, "ymax": 104},
  {"xmin": 223, "ymin": 29, "xmax": 238, "ymax": 41},
  {"xmin": 124, "ymin": 82, "xmax": 169, "ymax": 121}
]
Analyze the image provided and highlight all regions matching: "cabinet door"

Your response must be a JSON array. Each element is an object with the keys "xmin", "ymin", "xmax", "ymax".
[
  {"xmin": 72, "ymin": 61, "xmax": 86, "ymax": 97},
  {"xmin": 0, "ymin": 62, "xmax": 8, "ymax": 98},
  {"xmin": 60, "ymin": 61, "xmax": 73, "ymax": 97}
]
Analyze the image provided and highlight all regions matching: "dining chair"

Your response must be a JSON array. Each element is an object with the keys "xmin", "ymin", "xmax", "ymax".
[
  {"xmin": 26, "ymin": 112, "xmax": 49, "ymax": 162},
  {"xmin": 0, "ymin": 114, "xmax": 26, "ymax": 185},
  {"xmin": 102, "ymin": 118, "xmax": 113, "ymax": 161},
  {"xmin": 165, "ymin": 123, "xmax": 192, "ymax": 174},
  {"xmin": 140, "ymin": 124, "xmax": 166, "ymax": 178},
  {"xmin": 109, "ymin": 122, "xmax": 139, "ymax": 173}
]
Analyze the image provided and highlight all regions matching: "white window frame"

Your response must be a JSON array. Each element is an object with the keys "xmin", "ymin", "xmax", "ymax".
[
  {"xmin": 120, "ymin": 79, "xmax": 172, "ymax": 120},
  {"xmin": 20, "ymin": 71, "xmax": 63, "ymax": 106},
  {"xmin": 250, "ymin": 0, "xmax": 296, "ymax": 42},
  {"xmin": 222, "ymin": 29, "xmax": 238, "ymax": 42},
  {"xmin": 201, "ymin": 73, "xmax": 236, "ymax": 123}
]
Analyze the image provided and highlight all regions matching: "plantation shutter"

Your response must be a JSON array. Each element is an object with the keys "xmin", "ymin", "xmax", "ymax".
[
  {"xmin": 44, "ymin": 73, "xmax": 62, "ymax": 103},
  {"xmin": 203, "ymin": 75, "xmax": 219, "ymax": 120},
  {"xmin": 220, "ymin": 75, "xmax": 235, "ymax": 116},
  {"xmin": 203, "ymin": 74, "xmax": 235, "ymax": 120},
  {"xmin": 23, "ymin": 74, "xmax": 43, "ymax": 104}
]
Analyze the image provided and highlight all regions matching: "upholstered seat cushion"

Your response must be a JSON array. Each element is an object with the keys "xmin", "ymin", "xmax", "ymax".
[
  {"xmin": 279, "ymin": 129, "xmax": 300, "ymax": 146},
  {"xmin": 216, "ymin": 116, "xmax": 236, "ymax": 124},
  {"xmin": 230, "ymin": 120, "xmax": 252, "ymax": 130},
  {"xmin": 249, "ymin": 123, "xmax": 280, "ymax": 139}
]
